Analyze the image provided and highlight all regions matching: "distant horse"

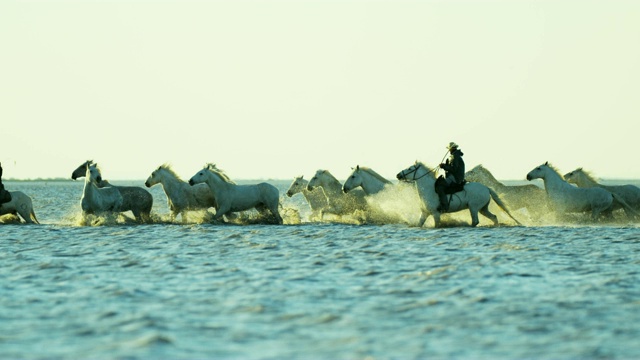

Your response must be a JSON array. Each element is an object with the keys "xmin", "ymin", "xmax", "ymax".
[
  {"xmin": 465, "ymin": 164, "xmax": 547, "ymax": 214},
  {"xmin": 81, "ymin": 163, "xmax": 124, "ymax": 216},
  {"xmin": 342, "ymin": 165, "xmax": 392, "ymax": 195},
  {"xmin": 307, "ymin": 169, "xmax": 368, "ymax": 216},
  {"xmin": 72, "ymin": 160, "xmax": 153, "ymax": 222},
  {"xmin": 397, "ymin": 161, "xmax": 521, "ymax": 227},
  {"xmin": 145, "ymin": 164, "xmax": 218, "ymax": 222},
  {"xmin": 0, "ymin": 191, "xmax": 39, "ymax": 224},
  {"xmin": 286, "ymin": 175, "xmax": 329, "ymax": 220},
  {"xmin": 564, "ymin": 167, "xmax": 640, "ymax": 218},
  {"xmin": 188, "ymin": 164, "xmax": 283, "ymax": 224},
  {"xmin": 526, "ymin": 162, "xmax": 614, "ymax": 220}
]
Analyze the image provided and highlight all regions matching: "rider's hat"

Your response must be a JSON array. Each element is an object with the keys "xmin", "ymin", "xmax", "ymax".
[{"xmin": 447, "ymin": 142, "xmax": 459, "ymax": 150}]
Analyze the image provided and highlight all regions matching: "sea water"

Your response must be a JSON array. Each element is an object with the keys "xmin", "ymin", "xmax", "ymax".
[{"xmin": 1, "ymin": 180, "xmax": 639, "ymax": 359}]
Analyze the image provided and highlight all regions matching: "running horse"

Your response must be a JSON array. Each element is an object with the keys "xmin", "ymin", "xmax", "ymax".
[
  {"xmin": 72, "ymin": 160, "xmax": 153, "ymax": 222},
  {"xmin": 526, "ymin": 162, "xmax": 615, "ymax": 220},
  {"xmin": 188, "ymin": 164, "xmax": 283, "ymax": 224},
  {"xmin": 465, "ymin": 164, "xmax": 547, "ymax": 214},
  {"xmin": 397, "ymin": 161, "xmax": 521, "ymax": 227},
  {"xmin": 307, "ymin": 169, "xmax": 368, "ymax": 216},
  {"xmin": 145, "ymin": 164, "xmax": 218, "ymax": 222},
  {"xmin": 564, "ymin": 167, "xmax": 640, "ymax": 219},
  {"xmin": 342, "ymin": 165, "xmax": 392, "ymax": 195},
  {"xmin": 286, "ymin": 175, "xmax": 329, "ymax": 221},
  {"xmin": 80, "ymin": 163, "xmax": 124, "ymax": 217}
]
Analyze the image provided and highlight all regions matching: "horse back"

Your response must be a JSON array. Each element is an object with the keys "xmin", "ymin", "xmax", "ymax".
[
  {"xmin": 0, "ymin": 191, "xmax": 31, "ymax": 212},
  {"xmin": 256, "ymin": 182, "xmax": 280, "ymax": 200},
  {"xmin": 116, "ymin": 186, "xmax": 153, "ymax": 212}
]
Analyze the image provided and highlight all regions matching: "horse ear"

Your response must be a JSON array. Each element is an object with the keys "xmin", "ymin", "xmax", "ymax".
[
  {"xmin": 356, "ymin": 165, "xmax": 360, "ymax": 170},
  {"xmin": 544, "ymin": 161, "xmax": 548, "ymax": 166}
]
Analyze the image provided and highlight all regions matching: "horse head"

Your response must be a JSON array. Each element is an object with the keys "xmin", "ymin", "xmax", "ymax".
[
  {"xmin": 71, "ymin": 160, "xmax": 94, "ymax": 180},
  {"xmin": 86, "ymin": 163, "xmax": 103, "ymax": 184},
  {"xmin": 343, "ymin": 166, "xmax": 363, "ymax": 193},
  {"xmin": 307, "ymin": 170, "xmax": 324, "ymax": 191},
  {"xmin": 526, "ymin": 162, "xmax": 551, "ymax": 181},
  {"xmin": 188, "ymin": 168, "xmax": 208, "ymax": 186},
  {"xmin": 145, "ymin": 165, "xmax": 162, "ymax": 187},
  {"xmin": 397, "ymin": 161, "xmax": 432, "ymax": 182},
  {"xmin": 286, "ymin": 175, "xmax": 307, "ymax": 197}
]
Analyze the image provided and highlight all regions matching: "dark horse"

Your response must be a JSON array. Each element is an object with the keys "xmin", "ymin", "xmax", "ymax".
[{"xmin": 0, "ymin": 163, "xmax": 12, "ymax": 204}]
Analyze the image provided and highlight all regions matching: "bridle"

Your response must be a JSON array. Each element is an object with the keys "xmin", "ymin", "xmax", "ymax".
[{"xmin": 398, "ymin": 163, "xmax": 436, "ymax": 181}]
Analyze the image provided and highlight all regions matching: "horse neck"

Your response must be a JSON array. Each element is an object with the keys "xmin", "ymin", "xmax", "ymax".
[
  {"xmin": 205, "ymin": 171, "xmax": 232, "ymax": 193},
  {"xmin": 83, "ymin": 174, "xmax": 99, "ymax": 200},
  {"xmin": 479, "ymin": 170, "xmax": 503, "ymax": 188},
  {"xmin": 541, "ymin": 168, "xmax": 571, "ymax": 192},
  {"xmin": 360, "ymin": 172, "xmax": 386, "ymax": 194},
  {"xmin": 292, "ymin": 179, "xmax": 309, "ymax": 195},
  {"xmin": 158, "ymin": 170, "xmax": 187, "ymax": 193},
  {"xmin": 574, "ymin": 172, "xmax": 598, "ymax": 187},
  {"xmin": 413, "ymin": 172, "xmax": 440, "ymax": 202},
  {"xmin": 320, "ymin": 177, "xmax": 343, "ymax": 196}
]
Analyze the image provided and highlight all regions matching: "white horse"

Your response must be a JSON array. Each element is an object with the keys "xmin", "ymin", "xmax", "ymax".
[
  {"xmin": 72, "ymin": 160, "xmax": 153, "ymax": 222},
  {"xmin": 342, "ymin": 165, "xmax": 423, "ymax": 225},
  {"xmin": 342, "ymin": 165, "xmax": 392, "ymax": 195},
  {"xmin": 145, "ymin": 164, "xmax": 218, "ymax": 222},
  {"xmin": 0, "ymin": 191, "xmax": 39, "ymax": 224},
  {"xmin": 526, "ymin": 162, "xmax": 614, "ymax": 220},
  {"xmin": 81, "ymin": 163, "xmax": 124, "ymax": 217},
  {"xmin": 286, "ymin": 175, "xmax": 329, "ymax": 220},
  {"xmin": 188, "ymin": 164, "xmax": 283, "ymax": 224},
  {"xmin": 564, "ymin": 167, "xmax": 640, "ymax": 218},
  {"xmin": 307, "ymin": 169, "xmax": 368, "ymax": 216},
  {"xmin": 397, "ymin": 161, "xmax": 521, "ymax": 227},
  {"xmin": 465, "ymin": 164, "xmax": 548, "ymax": 214}
]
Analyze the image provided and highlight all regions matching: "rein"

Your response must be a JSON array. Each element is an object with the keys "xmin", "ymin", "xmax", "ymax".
[{"xmin": 400, "ymin": 163, "xmax": 437, "ymax": 181}]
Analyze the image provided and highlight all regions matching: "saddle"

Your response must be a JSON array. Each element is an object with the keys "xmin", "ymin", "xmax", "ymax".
[{"xmin": 444, "ymin": 180, "xmax": 466, "ymax": 195}]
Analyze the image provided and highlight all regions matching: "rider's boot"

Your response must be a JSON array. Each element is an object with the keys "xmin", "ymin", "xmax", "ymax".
[{"xmin": 436, "ymin": 188, "xmax": 449, "ymax": 212}]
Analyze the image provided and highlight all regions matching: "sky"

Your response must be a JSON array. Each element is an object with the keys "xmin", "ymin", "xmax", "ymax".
[{"xmin": 1, "ymin": 0, "xmax": 639, "ymax": 182}]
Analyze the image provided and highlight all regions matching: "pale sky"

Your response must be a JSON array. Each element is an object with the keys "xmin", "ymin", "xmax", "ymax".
[{"xmin": 2, "ymin": 0, "xmax": 639, "ymax": 181}]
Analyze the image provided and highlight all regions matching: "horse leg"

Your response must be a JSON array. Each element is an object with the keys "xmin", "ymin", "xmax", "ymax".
[
  {"xmin": 432, "ymin": 212, "xmax": 441, "ymax": 227},
  {"xmin": 591, "ymin": 206, "xmax": 606, "ymax": 221},
  {"xmin": 418, "ymin": 210, "xmax": 427, "ymax": 227},
  {"xmin": 17, "ymin": 205, "xmax": 34, "ymax": 224},
  {"xmin": 271, "ymin": 207, "xmax": 283, "ymax": 225},
  {"xmin": 469, "ymin": 209, "xmax": 480, "ymax": 227},
  {"xmin": 214, "ymin": 205, "xmax": 231, "ymax": 222},
  {"xmin": 131, "ymin": 209, "xmax": 142, "ymax": 222},
  {"xmin": 479, "ymin": 205, "xmax": 499, "ymax": 226}
]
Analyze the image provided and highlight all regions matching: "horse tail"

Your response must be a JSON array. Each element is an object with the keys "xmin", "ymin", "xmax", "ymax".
[
  {"xmin": 611, "ymin": 193, "xmax": 640, "ymax": 219},
  {"xmin": 31, "ymin": 209, "xmax": 40, "ymax": 224},
  {"xmin": 488, "ymin": 187, "xmax": 523, "ymax": 226}
]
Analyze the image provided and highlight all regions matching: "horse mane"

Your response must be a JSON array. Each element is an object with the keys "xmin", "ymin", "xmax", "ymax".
[
  {"xmin": 573, "ymin": 167, "xmax": 599, "ymax": 183},
  {"xmin": 205, "ymin": 163, "xmax": 236, "ymax": 184},
  {"xmin": 316, "ymin": 169, "xmax": 342, "ymax": 186},
  {"xmin": 293, "ymin": 175, "xmax": 308, "ymax": 183},
  {"xmin": 358, "ymin": 166, "xmax": 392, "ymax": 184},
  {"xmin": 543, "ymin": 162, "xmax": 564, "ymax": 178},
  {"xmin": 415, "ymin": 161, "xmax": 437, "ymax": 178},
  {"xmin": 469, "ymin": 164, "xmax": 498, "ymax": 181},
  {"xmin": 158, "ymin": 163, "xmax": 183, "ymax": 181}
]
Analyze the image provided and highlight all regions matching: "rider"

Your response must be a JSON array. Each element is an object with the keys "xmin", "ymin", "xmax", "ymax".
[
  {"xmin": 0, "ymin": 162, "xmax": 12, "ymax": 205},
  {"xmin": 435, "ymin": 142, "xmax": 465, "ymax": 212}
]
